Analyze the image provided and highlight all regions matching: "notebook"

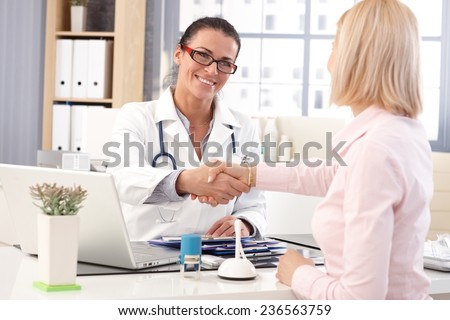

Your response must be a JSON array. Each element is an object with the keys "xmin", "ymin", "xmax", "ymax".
[{"xmin": 0, "ymin": 163, "xmax": 179, "ymax": 269}]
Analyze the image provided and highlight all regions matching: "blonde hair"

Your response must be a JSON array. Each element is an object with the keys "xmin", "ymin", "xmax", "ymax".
[{"xmin": 330, "ymin": 0, "xmax": 422, "ymax": 118}]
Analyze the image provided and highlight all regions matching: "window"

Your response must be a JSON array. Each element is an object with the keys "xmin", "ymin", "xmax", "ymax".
[{"xmin": 156, "ymin": 0, "xmax": 450, "ymax": 151}]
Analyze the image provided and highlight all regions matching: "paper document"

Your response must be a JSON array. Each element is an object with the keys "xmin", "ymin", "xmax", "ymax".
[
  {"xmin": 423, "ymin": 234, "xmax": 450, "ymax": 271},
  {"xmin": 150, "ymin": 236, "xmax": 287, "ymax": 257}
]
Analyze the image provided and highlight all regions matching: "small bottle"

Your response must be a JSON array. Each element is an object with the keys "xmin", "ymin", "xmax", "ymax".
[
  {"xmin": 278, "ymin": 134, "xmax": 293, "ymax": 162},
  {"xmin": 262, "ymin": 117, "xmax": 278, "ymax": 163}
]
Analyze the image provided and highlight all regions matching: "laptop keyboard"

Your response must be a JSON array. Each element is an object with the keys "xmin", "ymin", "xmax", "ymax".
[{"xmin": 133, "ymin": 252, "xmax": 155, "ymax": 263}]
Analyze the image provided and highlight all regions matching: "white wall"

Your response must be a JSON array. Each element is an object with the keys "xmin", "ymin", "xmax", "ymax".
[
  {"xmin": 263, "ymin": 116, "xmax": 346, "ymax": 235},
  {"xmin": 265, "ymin": 191, "xmax": 322, "ymax": 234}
]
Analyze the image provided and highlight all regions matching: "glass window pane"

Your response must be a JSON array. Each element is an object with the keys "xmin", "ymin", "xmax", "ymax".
[
  {"xmin": 309, "ymin": 40, "xmax": 333, "ymax": 86},
  {"xmin": 421, "ymin": 41, "xmax": 441, "ymax": 88},
  {"xmin": 420, "ymin": 41, "xmax": 441, "ymax": 141},
  {"xmin": 401, "ymin": 0, "xmax": 442, "ymax": 37},
  {"xmin": 232, "ymin": 38, "xmax": 261, "ymax": 82},
  {"xmin": 308, "ymin": 86, "xmax": 329, "ymax": 112},
  {"xmin": 261, "ymin": 39, "xmax": 304, "ymax": 84},
  {"xmin": 222, "ymin": 83, "xmax": 261, "ymax": 115},
  {"xmin": 222, "ymin": 0, "xmax": 263, "ymax": 33},
  {"xmin": 262, "ymin": 0, "xmax": 306, "ymax": 34},
  {"xmin": 310, "ymin": 0, "xmax": 355, "ymax": 35},
  {"xmin": 260, "ymin": 84, "xmax": 302, "ymax": 115},
  {"xmin": 419, "ymin": 88, "xmax": 440, "ymax": 141},
  {"xmin": 179, "ymin": 0, "xmax": 221, "ymax": 32}
]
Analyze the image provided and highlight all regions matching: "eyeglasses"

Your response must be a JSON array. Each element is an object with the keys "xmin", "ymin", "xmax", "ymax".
[{"xmin": 181, "ymin": 45, "xmax": 238, "ymax": 74}]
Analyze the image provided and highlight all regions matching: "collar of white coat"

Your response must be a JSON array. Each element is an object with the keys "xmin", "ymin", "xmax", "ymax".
[
  {"xmin": 154, "ymin": 87, "xmax": 242, "ymax": 146},
  {"xmin": 154, "ymin": 87, "xmax": 241, "ymax": 127}
]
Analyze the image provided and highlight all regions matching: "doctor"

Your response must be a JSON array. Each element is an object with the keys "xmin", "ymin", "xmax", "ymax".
[{"xmin": 106, "ymin": 17, "xmax": 266, "ymax": 241}]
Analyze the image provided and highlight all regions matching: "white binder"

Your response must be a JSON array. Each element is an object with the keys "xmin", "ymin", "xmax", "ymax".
[
  {"xmin": 87, "ymin": 39, "xmax": 114, "ymax": 99},
  {"xmin": 70, "ymin": 106, "xmax": 118, "ymax": 158},
  {"xmin": 51, "ymin": 104, "xmax": 71, "ymax": 151},
  {"xmin": 85, "ymin": 107, "xmax": 119, "ymax": 159},
  {"xmin": 54, "ymin": 39, "xmax": 73, "ymax": 98},
  {"xmin": 70, "ymin": 105, "xmax": 89, "ymax": 152},
  {"xmin": 71, "ymin": 40, "xmax": 89, "ymax": 98}
]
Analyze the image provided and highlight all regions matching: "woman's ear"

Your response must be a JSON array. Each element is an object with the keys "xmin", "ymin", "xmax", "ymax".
[{"xmin": 173, "ymin": 45, "xmax": 183, "ymax": 65}]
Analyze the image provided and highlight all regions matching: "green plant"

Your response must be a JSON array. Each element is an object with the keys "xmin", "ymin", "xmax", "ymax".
[
  {"xmin": 30, "ymin": 183, "xmax": 88, "ymax": 216},
  {"xmin": 70, "ymin": 0, "xmax": 89, "ymax": 6}
]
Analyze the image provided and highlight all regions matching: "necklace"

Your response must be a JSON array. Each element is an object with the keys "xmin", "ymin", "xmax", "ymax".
[
  {"xmin": 189, "ymin": 110, "xmax": 213, "ymax": 129},
  {"xmin": 189, "ymin": 120, "xmax": 211, "ymax": 128}
]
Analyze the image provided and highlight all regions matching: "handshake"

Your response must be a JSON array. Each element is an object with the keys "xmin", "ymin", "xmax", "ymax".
[{"xmin": 175, "ymin": 160, "xmax": 256, "ymax": 207}]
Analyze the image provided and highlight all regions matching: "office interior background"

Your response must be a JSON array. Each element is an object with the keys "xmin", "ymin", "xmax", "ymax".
[{"xmin": 0, "ymin": 0, "xmax": 449, "ymax": 166}]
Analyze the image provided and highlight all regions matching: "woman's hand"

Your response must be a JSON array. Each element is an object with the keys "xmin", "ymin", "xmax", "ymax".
[
  {"xmin": 207, "ymin": 161, "xmax": 249, "ymax": 185},
  {"xmin": 276, "ymin": 249, "xmax": 315, "ymax": 286},
  {"xmin": 176, "ymin": 161, "xmax": 250, "ymax": 205},
  {"xmin": 205, "ymin": 215, "xmax": 253, "ymax": 237}
]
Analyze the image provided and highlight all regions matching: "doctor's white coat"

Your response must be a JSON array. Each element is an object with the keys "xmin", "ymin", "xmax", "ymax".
[{"xmin": 106, "ymin": 88, "xmax": 266, "ymax": 241}]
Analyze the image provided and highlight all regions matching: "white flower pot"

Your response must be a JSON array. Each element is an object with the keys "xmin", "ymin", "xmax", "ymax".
[
  {"xmin": 71, "ymin": 6, "xmax": 87, "ymax": 32},
  {"xmin": 36, "ymin": 213, "xmax": 80, "ymax": 287}
]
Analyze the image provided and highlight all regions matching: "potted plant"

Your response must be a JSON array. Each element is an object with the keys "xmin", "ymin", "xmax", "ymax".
[
  {"xmin": 70, "ymin": 0, "xmax": 89, "ymax": 32},
  {"xmin": 30, "ymin": 183, "xmax": 87, "ymax": 291}
]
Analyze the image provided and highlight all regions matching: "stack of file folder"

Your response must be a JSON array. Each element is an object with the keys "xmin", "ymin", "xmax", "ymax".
[
  {"xmin": 149, "ymin": 236, "xmax": 287, "ymax": 258},
  {"xmin": 424, "ymin": 234, "xmax": 450, "ymax": 271}
]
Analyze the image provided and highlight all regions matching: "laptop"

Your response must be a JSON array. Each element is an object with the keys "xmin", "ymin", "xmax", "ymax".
[
  {"xmin": 0, "ymin": 181, "xmax": 19, "ymax": 246},
  {"xmin": 267, "ymin": 233, "xmax": 324, "ymax": 265},
  {"xmin": 267, "ymin": 233, "xmax": 321, "ymax": 250},
  {"xmin": 0, "ymin": 163, "xmax": 180, "ymax": 269}
]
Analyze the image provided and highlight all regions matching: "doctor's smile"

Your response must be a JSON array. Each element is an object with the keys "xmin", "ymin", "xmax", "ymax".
[{"xmin": 196, "ymin": 76, "xmax": 216, "ymax": 87}]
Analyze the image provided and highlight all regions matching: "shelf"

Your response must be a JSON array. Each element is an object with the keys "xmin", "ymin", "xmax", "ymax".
[
  {"xmin": 56, "ymin": 31, "xmax": 115, "ymax": 38},
  {"xmin": 54, "ymin": 98, "xmax": 114, "ymax": 104},
  {"xmin": 41, "ymin": 0, "xmax": 146, "ymax": 150}
]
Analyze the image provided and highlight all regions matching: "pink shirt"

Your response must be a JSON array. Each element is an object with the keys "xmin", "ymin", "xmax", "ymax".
[{"xmin": 257, "ymin": 106, "xmax": 433, "ymax": 299}]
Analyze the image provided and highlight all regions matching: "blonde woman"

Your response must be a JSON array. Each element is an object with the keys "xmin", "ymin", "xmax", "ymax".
[{"xmin": 205, "ymin": 0, "xmax": 433, "ymax": 299}]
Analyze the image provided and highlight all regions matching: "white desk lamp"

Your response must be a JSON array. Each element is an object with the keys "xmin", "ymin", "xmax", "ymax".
[{"xmin": 217, "ymin": 219, "xmax": 257, "ymax": 280}]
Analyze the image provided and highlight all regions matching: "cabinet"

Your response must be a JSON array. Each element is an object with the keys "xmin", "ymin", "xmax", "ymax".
[{"xmin": 41, "ymin": 0, "xmax": 146, "ymax": 149}]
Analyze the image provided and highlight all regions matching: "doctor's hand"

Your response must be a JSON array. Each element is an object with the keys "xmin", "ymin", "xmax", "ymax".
[
  {"xmin": 276, "ymin": 249, "xmax": 315, "ymax": 287},
  {"xmin": 175, "ymin": 164, "xmax": 250, "ymax": 205},
  {"xmin": 191, "ymin": 161, "xmax": 253, "ymax": 207},
  {"xmin": 205, "ymin": 216, "xmax": 253, "ymax": 237},
  {"xmin": 207, "ymin": 161, "xmax": 250, "ymax": 185}
]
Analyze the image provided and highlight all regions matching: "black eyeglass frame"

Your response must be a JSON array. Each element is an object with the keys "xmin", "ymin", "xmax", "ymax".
[{"xmin": 181, "ymin": 44, "xmax": 238, "ymax": 74}]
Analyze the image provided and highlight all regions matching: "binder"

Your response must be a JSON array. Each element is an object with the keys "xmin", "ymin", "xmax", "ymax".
[
  {"xmin": 51, "ymin": 104, "xmax": 71, "ymax": 151},
  {"xmin": 71, "ymin": 40, "xmax": 89, "ymax": 98},
  {"xmin": 70, "ymin": 105, "xmax": 89, "ymax": 152},
  {"xmin": 84, "ymin": 107, "xmax": 119, "ymax": 159},
  {"xmin": 87, "ymin": 39, "xmax": 113, "ymax": 99},
  {"xmin": 70, "ymin": 106, "xmax": 118, "ymax": 158},
  {"xmin": 54, "ymin": 39, "xmax": 73, "ymax": 98}
]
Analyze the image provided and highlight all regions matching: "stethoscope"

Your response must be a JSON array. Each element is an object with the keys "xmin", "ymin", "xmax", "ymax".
[{"xmin": 151, "ymin": 120, "xmax": 236, "ymax": 170}]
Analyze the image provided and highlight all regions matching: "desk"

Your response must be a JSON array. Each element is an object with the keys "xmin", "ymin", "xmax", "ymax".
[
  {"xmin": 1, "ymin": 246, "xmax": 450, "ymax": 300},
  {"xmin": 0, "ymin": 246, "xmax": 293, "ymax": 300}
]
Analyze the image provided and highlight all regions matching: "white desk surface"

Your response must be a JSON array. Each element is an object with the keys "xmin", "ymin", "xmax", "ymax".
[
  {"xmin": 0, "ymin": 246, "xmax": 293, "ymax": 300},
  {"xmin": 1, "ymin": 245, "xmax": 450, "ymax": 300}
]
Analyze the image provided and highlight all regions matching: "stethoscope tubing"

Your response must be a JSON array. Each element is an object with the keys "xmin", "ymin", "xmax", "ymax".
[{"xmin": 151, "ymin": 121, "xmax": 236, "ymax": 170}]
